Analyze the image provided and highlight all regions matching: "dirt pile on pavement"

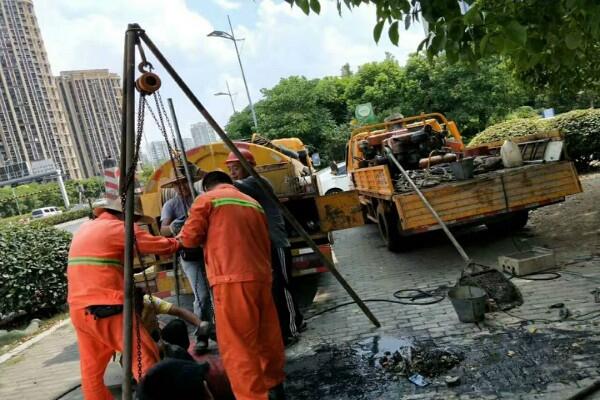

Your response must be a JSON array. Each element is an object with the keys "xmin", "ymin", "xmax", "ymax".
[{"xmin": 378, "ymin": 342, "xmax": 463, "ymax": 378}]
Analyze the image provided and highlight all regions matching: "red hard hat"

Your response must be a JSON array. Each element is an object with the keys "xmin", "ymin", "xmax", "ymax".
[{"xmin": 225, "ymin": 148, "xmax": 256, "ymax": 165}]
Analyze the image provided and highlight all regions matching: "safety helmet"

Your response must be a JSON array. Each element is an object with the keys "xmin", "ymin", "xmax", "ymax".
[
  {"xmin": 92, "ymin": 197, "xmax": 152, "ymax": 223},
  {"xmin": 225, "ymin": 148, "xmax": 256, "ymax": 166}
]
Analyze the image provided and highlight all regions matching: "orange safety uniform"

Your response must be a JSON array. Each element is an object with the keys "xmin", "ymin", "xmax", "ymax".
[
  {"xmin": 68, "ymin": 211, "xmax": 179, "ymax": 400},
  {"xmin": 179, "ymin": 183, "xmax": 285, "ymax": 400}
]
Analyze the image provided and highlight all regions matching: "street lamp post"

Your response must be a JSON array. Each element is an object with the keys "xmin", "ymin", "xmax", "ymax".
[
  {"xmin": 208, "ymin": 15, "xmax": 258, "ymax": 130},
  {"xmin": 214, "ymin": 80, "xmax": 237, "ymax": 114}
]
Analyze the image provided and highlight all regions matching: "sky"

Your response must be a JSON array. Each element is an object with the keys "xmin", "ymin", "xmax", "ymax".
[{"xmin": 34, "ymin": 0, "xmax": 425, "ymax": 148}]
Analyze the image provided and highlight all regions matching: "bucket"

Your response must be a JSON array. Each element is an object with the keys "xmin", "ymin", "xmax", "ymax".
[
  {"xmin": 450, "ymin": 157, "xmax": 474, "ymax": 180},
  {"xmin": 448, "ymin": 285, "xmax": 487, "ymax": 323}
]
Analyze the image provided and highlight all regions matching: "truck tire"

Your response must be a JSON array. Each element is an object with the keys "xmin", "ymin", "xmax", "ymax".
[
  {"xmin": 377, "ymin": 207, "xmax": 402, "ymax": 251},
  {"xmin": 485, "ymin": 210, "xmax": 529, "ymax": 233}
]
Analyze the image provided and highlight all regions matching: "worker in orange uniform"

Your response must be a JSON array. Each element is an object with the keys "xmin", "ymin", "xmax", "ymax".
[
  {"xmin": 226, "ymin": 148, "xmax": 304, "ymax": 345},
  {"xmin": 67, "ymin": 199, "xmax": 180, "ymax": 400},
  {"xmin": 179, "ymin": 170, "xmax": 286, "ymax": 400}
]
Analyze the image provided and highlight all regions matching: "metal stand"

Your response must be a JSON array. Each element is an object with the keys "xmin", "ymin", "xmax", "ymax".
[
  {"xmin": 120, "ymin": 24, "xmax": 138, "ymax": 400},
  {"xmin": 134, "ymin": 25, "xmax": 380, "ymax": 328},
  {"xmin": 167, "ymin": 98, "xmax": 197, "ymax": 197},
  {"xmin": 117, "ymin": 23, "xmax": 382, "ymax": 400}
]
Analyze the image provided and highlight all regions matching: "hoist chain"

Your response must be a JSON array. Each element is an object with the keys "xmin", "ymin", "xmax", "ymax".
[
  {"xmin": 145, "ymin": 94, "xmax": 189, "ymax": 211},
  {"xmin": 119, "ymin": 92, "xmax": 148, "ymax": 382}
]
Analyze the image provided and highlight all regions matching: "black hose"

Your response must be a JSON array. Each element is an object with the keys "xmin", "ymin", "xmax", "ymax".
[
  {"xmin": 511, "ymin": 272, "xmax": 562, "ymax": 281},
  {"xmin": 392, "ymin": 288, "xmax": 446, "ymax": 305}
]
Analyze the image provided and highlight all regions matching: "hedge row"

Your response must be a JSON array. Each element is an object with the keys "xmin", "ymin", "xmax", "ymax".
[
  {"xmin": 469, "ymin": 109, "xmax": 600, "ymax": 171},
  {"xmin": 0, "ymin": 224, "xmax": 71, "ymax": 325}
]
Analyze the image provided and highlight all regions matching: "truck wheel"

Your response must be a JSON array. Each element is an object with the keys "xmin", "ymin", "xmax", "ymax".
[
  {"xmin": 377, "ymin": 207, "xmax": 401, "ymax": 251},
  {"xmin": 485, "ymin": 210, "xmax": 529, "ymax": 233}
]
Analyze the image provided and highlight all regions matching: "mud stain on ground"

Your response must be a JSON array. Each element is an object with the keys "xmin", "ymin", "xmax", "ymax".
[{"xmin": 285, "ymin": 328, "xmax": 600, "ymax": 399}]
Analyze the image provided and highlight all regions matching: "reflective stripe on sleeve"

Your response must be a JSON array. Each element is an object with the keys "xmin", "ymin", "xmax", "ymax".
[{"xmin": 211, "ymin": 197, "xmax": 264, "ymax": 213}]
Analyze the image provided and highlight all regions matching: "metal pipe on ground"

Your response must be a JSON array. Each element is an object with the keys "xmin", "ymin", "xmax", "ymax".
[
  {"xmin": 383, "ymin": 147, "xmax": 472, "ymax": 265},
  {"xmin": 167, "ymin": 98, "xmax": 197, "ymax": 198},
  {"xmin": 135, "ymin": 25, "xmax": 380, "ymax": 328}
]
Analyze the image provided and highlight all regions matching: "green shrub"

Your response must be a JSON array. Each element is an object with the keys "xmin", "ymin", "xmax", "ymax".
[
  {"xmin": 469, "ymin": 108, "xmax": 600, "ymax": 171},
  {"xmin": 28, "ymin": 209, "xmax": 91, "ymax": 228},
  {"xmin": 552, "ymin": 109, "xmax": 600, "ymax": 171},
  {"xmin": 468, "ymin": 117, "xmax": 551, "ymax": 145},
  {"xmin": 0, "ymin": 224, "xmax": 71, "ymax": 325}
]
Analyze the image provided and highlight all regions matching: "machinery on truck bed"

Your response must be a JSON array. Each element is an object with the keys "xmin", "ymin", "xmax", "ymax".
[
  {"xmin": 136, "ymin": 137, "xmax": 363, "ymax": 303},
  {"xmin": 347, "ymin": 113, "xmax": 583, "ymax": 250}
]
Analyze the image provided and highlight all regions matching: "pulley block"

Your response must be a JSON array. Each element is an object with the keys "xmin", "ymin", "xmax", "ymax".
[{"xmin": 135, "ymin": 71, "xmax": 161, "ymax": 95}]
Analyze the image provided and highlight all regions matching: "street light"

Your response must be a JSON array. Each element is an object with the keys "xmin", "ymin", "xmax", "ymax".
[
  {"xmin": 208, "ymin": 15, "xmax": 258, "ymax": 130},
  {"xmin": 214, "ymin": 80, "xmax": 237, "ymax": 114}
]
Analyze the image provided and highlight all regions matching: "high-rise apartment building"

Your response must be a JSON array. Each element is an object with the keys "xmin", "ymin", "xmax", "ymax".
[
  {"xmin": 190, "ymin": 121, "xmax": 217, "ymax": 147},
  {"xmin": 147, "ymin": 140, "xmax": 169, "ymax": 166},
  {"xmin": 0, "ymin": 0, "xmax": 80, "ymax": 181},
  {"xmin": 182, "ymin": 137, "xmax": 194, "ymax": 151},
  {"xmin": 58, "ymin": 69, "xmax": 122, "ymax": 178}
]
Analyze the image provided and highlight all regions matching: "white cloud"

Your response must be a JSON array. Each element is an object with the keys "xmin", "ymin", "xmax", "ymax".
[
  {"xmin": 213, "ymin": 0, "xmax": 242, "ymax": 10},
  {"xmin": 32, "ymin": 0, "xmax": 425, "ymax": 145}
]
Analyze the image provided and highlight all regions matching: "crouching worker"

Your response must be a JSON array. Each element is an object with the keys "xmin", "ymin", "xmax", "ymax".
[
  {"xmin": 179, "ymin": 170, "xmax": 286, "ymax": 400},
  {"xmin": 137, "ymin": 358, "xmax": 235, "ymax": 400},
  {"xmin": 67, "ymin": 199, "xmax": 179, "ymax": 400}
]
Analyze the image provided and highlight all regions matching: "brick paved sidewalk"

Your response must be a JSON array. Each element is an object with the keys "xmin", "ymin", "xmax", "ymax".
[
  {"xmin": 0, "ymin": 321, "xmax": 80, "ymax": 400},
  {"xmin": 290, "ymin": 175, "xmax": 600, "ymax": 400}
]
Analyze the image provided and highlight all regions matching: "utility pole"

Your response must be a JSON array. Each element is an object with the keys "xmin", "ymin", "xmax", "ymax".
[
  {"xmin": 208, "ymin": 16, "xmax": 258, "ymax": 130},
  {"xmin": 56, "ymin": 169, "xmax": 70, "ymax": 209},
  {"xmin": 11, "ymin": 187, "xmax": 21, "ymax": 215}
]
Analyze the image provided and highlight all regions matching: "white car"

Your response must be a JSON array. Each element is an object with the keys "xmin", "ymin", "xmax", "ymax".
[
  {"xmin": 316, "ymin": 162, "xmax": 351, "ymax": 195},
  {"xmin": 31, "ymin": 206, "xmax": 63, "ymax": 219}
]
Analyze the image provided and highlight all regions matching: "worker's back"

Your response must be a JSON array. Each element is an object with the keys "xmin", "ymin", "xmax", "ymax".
[
  {"xmin": 180, "ymin": 183, "xmax": 272, "ymax": 286},
  {"xmin": 67, "ymin": 212, "xmax": 128, "ymax": 309}
]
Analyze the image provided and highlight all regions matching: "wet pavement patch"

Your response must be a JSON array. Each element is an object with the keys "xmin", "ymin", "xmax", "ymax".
[
  {"xmin": 285, "ymin": 328, "xmax": 600, "ymax": 399},
  {"xmin": 451, "ymin": 326, "xmax": 600, "ymax": 395}
]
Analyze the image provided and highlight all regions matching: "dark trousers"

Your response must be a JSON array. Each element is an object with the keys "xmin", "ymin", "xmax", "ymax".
[{"xmin": 271, "ymin": 246, "xmax": 303, "ymax": 340}]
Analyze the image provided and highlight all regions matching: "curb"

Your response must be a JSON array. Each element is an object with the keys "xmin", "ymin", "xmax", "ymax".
[{"xmin": 0, "ymin": 317, "xmax": 71, "ymax": 365}]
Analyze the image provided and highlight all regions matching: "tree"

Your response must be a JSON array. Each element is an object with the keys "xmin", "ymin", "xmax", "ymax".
[
  {"xmin": 343, "ymin": 58, "xmax": 408, "ymax": 118},
  {"xmin": 402, "ymin": 54, "xmax": 529, "ymax": 137},
  {"xmin": 284, "ymin": 0, "xmax": 600, "ymax": 94},
  {"xmin": 225, "ymin": 109, "xmax": 254, "ymax": 139}
]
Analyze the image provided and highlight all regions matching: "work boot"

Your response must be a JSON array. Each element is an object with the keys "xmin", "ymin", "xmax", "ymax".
[{"xmin": 268, "ymin": 383, "xmax": 286, "ymax": 400}]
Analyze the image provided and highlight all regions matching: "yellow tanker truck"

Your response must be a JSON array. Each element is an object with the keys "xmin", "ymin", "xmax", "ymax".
[{"xmin": 137, "ymin": 137, "xmax": 363, "ymax": 305}]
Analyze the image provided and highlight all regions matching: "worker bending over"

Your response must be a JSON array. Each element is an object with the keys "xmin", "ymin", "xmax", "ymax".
[
  {"xmin": 67, "ymin": 199, "xmax": 179, "ymax": 400},
  {"xmin": 179, "ymin": 170, "xmax": 286, "ymax": 400},
  {"xmin": 226, "ymin": 148, "xmax": 304, "ymax": 345}
]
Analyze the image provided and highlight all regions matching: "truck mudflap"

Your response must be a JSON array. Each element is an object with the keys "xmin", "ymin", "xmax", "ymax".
[
  {"xmin": 315, "ymin": 190, "xmax": 365, "ymax": 232},
  {"xmin": 291, "ymin": 244, "xmax": 335, "ymax": 277}
]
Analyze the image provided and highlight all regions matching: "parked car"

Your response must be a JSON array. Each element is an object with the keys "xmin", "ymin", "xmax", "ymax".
[
  {"xmin": 316, "ymin": 161, "xmax": 351, "ymax": 195},
  {"xmin": 31, "ymin": 207, "xmax": 62, "ymax": 219}
]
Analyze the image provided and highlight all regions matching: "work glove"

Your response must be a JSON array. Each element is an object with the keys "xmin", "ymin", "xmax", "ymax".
[{"xmin": 169, "ymin": 216, "xmax": 186, "ymax": 236}]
